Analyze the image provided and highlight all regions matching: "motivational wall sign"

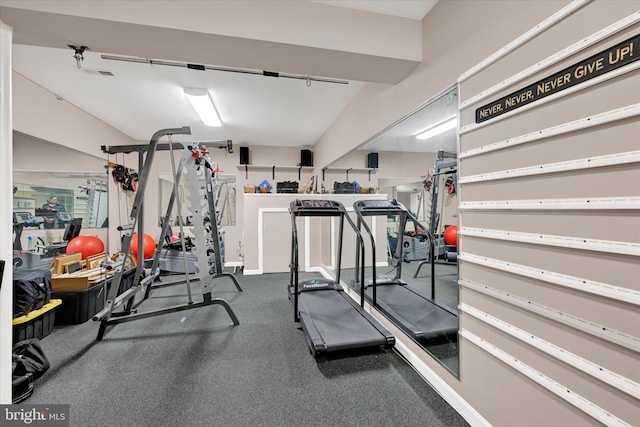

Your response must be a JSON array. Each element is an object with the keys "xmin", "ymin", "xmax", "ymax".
[{"xmin": 476, "ymin": 33, "xmax": 639, "ymax": 123}]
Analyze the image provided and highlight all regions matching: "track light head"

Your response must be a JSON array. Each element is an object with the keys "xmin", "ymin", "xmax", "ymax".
[{"xmin": 68, "ymin": 45, "xmax": 88, "ymax": 69}]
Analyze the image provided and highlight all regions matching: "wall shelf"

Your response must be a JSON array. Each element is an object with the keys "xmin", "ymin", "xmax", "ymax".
[
  {"xmin": 321, "ymin": 167, "xmax": 378, "ymax": 181},
  {"xmin": 236, "ymin": 164, "xmax": 313, "ymax": 180}
]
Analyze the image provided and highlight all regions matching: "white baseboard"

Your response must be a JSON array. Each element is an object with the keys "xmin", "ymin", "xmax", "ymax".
[
  {"xmin": 242, "ymin": 269, "xmax": 261, "ymax": 275},
  {"xmin": 392, "ymin": 338, "xmax": 490, "ymax": 427},
  {"xmin": 224, "ymin": 261, "xmax": 244, "ymax": 267},
  {"xmin": 307, "ymin": 266, "xmax": 333, "ymax": 280}
]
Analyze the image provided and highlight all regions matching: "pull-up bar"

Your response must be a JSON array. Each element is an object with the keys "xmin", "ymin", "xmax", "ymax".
[{"xmin": 101, "ymin": 139, "xmax": 233, "ymax": 155}]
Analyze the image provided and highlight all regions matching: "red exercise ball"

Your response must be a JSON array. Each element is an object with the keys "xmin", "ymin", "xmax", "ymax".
[
  {"xmin": 129, "ymin": 233, "xmax": 157, "ymax": 259},
  {"xmin": 443, "ymin": 225, "xmax": 458, "ymax": 246},
  {"xmin": 66, "ymin": 235, "xmax": 105, "ymax": 260}
]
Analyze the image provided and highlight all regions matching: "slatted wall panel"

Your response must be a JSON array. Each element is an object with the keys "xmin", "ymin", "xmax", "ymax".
[{"xmin": 457, "ymin": 2, "xmax": 639, "ymax": 426}]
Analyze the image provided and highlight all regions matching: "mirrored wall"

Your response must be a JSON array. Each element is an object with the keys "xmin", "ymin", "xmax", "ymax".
[
  {"xmin": 12, "ymin": 170, "xmax": 109, "ymax": 270},
  {"xmin": 158, "ymin": 173, "xmax": 237, "ymax": 229},
  {"xmin": 328, "ymin": 86, "xmax": 460, "ymax": 376},
  {"xmin": 13, "ymin": 171, "xmax": 109, "ymax": 230}
]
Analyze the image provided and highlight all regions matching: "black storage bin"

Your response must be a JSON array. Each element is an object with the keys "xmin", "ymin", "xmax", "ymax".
[
  {"xmin": 12, "ymin": 300, "xmax": 60, "ymax": 344},
  {"xmin": 52, "ymin": 283, "xmax": 105, "ymax": 325},
  {"xmin": 119, "ymin": 267, "xmax": 137, "ymax": 294},
  {"xmin": 106, "ymin": 267, "xmax": 138, "ymax": 296}
]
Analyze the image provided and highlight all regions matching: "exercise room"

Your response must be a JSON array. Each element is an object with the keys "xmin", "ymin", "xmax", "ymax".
[{"xmin": 1, "ymin": 1, "xmax": 638, "ymax": 426}]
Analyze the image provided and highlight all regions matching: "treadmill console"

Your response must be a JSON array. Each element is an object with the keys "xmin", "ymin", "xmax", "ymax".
[
  {"xmin": 290, "ymin": 200, "xmax": 346, "ymax": 215},
  {"xmin": 354, "ymin": 199, "xmax": 405, "ymax": 215},
  {"xmin": 297, "ymin": 200, "xmax": 336, "ymax": 208},
  {"xmin": 57, "ymin": 212, "xmax": 73, "ymax": 222},
  {"xmin": 13, "ymin": 212, "xmax": 40, "ymax": 228},
  {"xmin": 361, "ymin": 200, "xmax": 395, "ymax": 208}
]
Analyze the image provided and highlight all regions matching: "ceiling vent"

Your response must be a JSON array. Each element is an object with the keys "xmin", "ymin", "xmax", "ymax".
[{"xmin": 82, "ymin": 68, "xmax": 117, "ymax": 77}]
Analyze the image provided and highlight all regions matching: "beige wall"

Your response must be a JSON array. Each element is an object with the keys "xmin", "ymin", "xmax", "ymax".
[
  {"xmin": 312, "ymin": 1, "xmax": 575, "ymax": 170},
  {"xmin": 457, "ymin": 3, "xmax": 638, "ymax": 427}
]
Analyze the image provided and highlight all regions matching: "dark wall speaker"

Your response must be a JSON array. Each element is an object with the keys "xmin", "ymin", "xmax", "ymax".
[
  {"xmin": 367, "ymin": 152, "xmax": 379, "ymax": 169},
  {"xmin": 239, "ymin": 147, "xmax": 250, "ymax": 165},
  {"xmin": 301, "ymin": 149, "xmax": 313, "ymax": 167}
]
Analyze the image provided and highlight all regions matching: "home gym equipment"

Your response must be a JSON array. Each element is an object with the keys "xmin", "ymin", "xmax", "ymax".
[
  {"xmin": 353, "ymin": 199, "xmax": 458, "ymax": 342},
  {"xmin": 65, "ymin": 234, "xmax": 105, "ymax": 260},
  {"xmin": 442, "ymin": 225, "xmax": 458, "ymax": 262},
  {"xmin": 146, "ymin": 142, "xmax": 241, "ymax": 288},
  {"xmin": 156, "ymin": 246, "xmax": 198, "ymax": 274},
  {"xmin": 128, "ymin": 233, "xmax": 156, "ymax": 259},
  {"xmin": 13, "ymin": 218, "xmax": 83, "ymax": 269},
  {"xmin": 12, "ymin": 212, "xmax": 39, "ymax": 252},
  {"xmin": 398, "ymin": 231, "xmax": 429, "ymax": 262},
  {"xmin": 108, "ymin": 161, "xmax": 139, "ymax": 192},
  {"xmin": 81, "ymin": 179, "xmax": 108, "ymax": 228},
  {"xmin": 34, "ymin": 207, "xmax": 73, "ymax": 229},
  {"xmin": 443, "ymin": 225, "xmax": 458, "ymax": 246},
  {"xmin": 93, "ymin": 127, "xmax": 240, "ymax": 341},
  {"xmin": 414, "ymin": 151, "xmax": 458, "ymax": 278},
  {"xmin": 289, "ymin": 199, "xmax": 394, "ymax": 358},
  {"xmin": 155, "ymin": 222, "xmax": 198, "ymax": 275}
]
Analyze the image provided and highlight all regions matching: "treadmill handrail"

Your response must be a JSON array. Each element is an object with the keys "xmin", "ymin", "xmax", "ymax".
[
  {"xmin": 289, "ymin": 199, "xmax": 368, "ymax": 316},
  {"xmin": 353, "ymin": 199, "xmax": 438, "ymax": 299},
  {"xmin": 343, "ymin": 211, "xmax": 367, "ymax": 308}
]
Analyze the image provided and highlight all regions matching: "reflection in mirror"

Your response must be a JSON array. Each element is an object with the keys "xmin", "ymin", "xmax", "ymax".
[
  {"xmin": 13, "ymin": 172, "xmax": 109, "ymax": 229},
  {"xmin": 12, "ymin": 171, "xmax": 109, "ymax": 270},
  {"xmin": 159, "ymin": 173, "xmax": 237, "ymax": 228},
  {"xmin": 336, "ymin": 86, "xmax": 460, "ymax": 375}
]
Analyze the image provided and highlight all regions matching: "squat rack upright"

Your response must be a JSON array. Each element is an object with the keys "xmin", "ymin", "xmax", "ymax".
[{"xmin": 93, "ymin": 127, "xmax": 239, "ymax": 341}]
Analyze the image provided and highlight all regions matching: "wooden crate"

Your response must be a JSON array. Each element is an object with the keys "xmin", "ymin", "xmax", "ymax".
[{"xmin": 52, "ymin": 267, "xmax": 114, "ymax": 291}]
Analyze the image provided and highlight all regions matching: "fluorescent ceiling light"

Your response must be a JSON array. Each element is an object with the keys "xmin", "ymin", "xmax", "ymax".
[
  {"xmin": 183, "ymin": 87, "xmax": 222, "ymax": 127},
  {"xmin": 416, "ymin": 117, "xmax": 457, "ymax": 140}
]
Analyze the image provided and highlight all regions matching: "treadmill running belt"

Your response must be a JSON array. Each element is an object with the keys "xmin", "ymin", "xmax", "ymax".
[
  {"xmin": 298, "ymin": 290, "xmax": 388, "ymax": 353},
  {"xmin": 365, "ymin": 285, "xmax": 458, "ymax": 340}
]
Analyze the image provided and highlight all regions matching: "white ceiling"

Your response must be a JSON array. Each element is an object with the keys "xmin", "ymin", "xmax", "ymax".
[
  {"xmin": 7, "ymin": 1, "xmax": 440, "ymax": 150},
  {"xmin": 313, "ymin": 0, "xmax": 437, "ymax": 19},
  {"xmin": 12, "ymin": 44, "xmax": 366, "ymax": 146}
]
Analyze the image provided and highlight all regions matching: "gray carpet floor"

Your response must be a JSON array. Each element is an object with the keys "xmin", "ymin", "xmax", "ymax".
[{"xmin": 30, "ymin": 270, "xmax": 469, "ymax": 427}]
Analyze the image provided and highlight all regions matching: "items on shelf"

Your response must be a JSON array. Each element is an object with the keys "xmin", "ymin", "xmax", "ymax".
[
  {"xmin": 258, "ymin": 179, "xmax": 272, "ymax": 193},
  {"xmin": 277, "ymin": 181, "xmax": 299, "ymax": 193},
  {"xmin": 244, "ymin": 180, "xmax": 273, "ymax": 193},
  {"xmin": 333, "ymin": 181, "xmax": 357, "ymax": 194}
]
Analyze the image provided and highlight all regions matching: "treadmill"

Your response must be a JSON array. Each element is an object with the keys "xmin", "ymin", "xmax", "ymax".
[
  {"xmin": 289, "ymin": 199, "xmax": 395, "ymax": 358},
  {"xmin": 353, "ymin": 199, "xmax": 458, "ymax": 341}
]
